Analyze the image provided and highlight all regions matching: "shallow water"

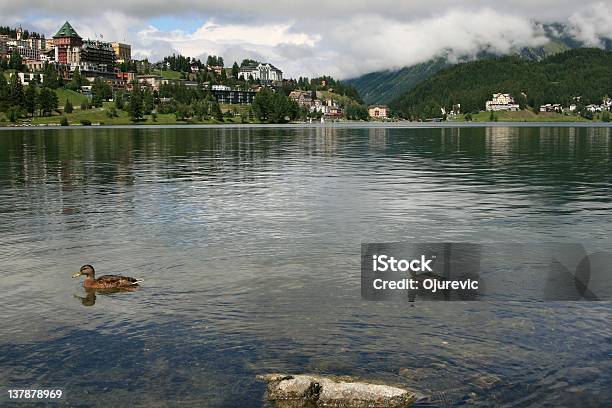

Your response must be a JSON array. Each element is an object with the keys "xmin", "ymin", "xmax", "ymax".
[{"xmin": 0, "ymin": 126, "xmax": 611, "ymax": 407}]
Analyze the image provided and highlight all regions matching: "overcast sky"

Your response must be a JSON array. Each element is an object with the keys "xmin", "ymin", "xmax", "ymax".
[{"xmin": 3, "ymin": 1, "xmax": 612, "ymax": 79}]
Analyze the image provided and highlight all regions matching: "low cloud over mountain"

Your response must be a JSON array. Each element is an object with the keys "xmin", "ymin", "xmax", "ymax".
[{"xmin": 4, "ymin": 1, "xmax": 612, "ymax": 78}]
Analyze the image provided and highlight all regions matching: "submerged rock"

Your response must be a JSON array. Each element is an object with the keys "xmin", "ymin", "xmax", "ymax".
[
  {"xmin": 258, "ymin": 373, "xmax": 416, "ymax": 408},
  {"xmin": 473, "ymin": 374, "xmax": 501, "ymax": 389}
]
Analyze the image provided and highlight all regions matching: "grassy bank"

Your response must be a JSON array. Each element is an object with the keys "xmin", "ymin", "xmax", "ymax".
[
  {"xmin": 452, "ymin": 110, "xmax": 594, "ymax": 122},
  {"xmin": 55, "ymin": 88, "xmax": 90, "ymax": 106},
  {"xmin": 1, "ymin": 102, "xmax": 252, "ymax": 126}
]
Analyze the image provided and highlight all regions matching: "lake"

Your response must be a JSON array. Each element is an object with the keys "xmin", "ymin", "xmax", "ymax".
[{"xmin": 1, "ymin": 125, "xmax": 611, "ymax": 407}]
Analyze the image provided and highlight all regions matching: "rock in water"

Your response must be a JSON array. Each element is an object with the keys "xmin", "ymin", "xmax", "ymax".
[{"xmin": 257, "ymin": 374, "xmax": 416, "ymax": 407}]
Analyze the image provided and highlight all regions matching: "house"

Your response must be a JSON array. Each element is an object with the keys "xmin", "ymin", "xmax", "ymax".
[
  {"xmin": 368, "ymin": 105, "xmax": 390, "ymax": 119},
  {"xmin": 485, "ymin": 93, "xmax": 519, "ymax": 111},
  {"xmin": 137, "ymin": 74, "xmax": 164, "ymax": 90},
  {"xmin": 289, "ymin": 90, "xmax": 314, "ymax": 108},
  {"xmin": 207, "ymin": 65, "xmax": 224, "ymax": 75},
  {"xmin": 238, "ymin": 62, "xmax": 282, "ymax": 84},
  {"xmin": 586, "ymin": 104, "xmax": 602, "ymax": 113},
  {"xmin": 539, "ymin": 104, "xmax": 562, "ymax": 113}
]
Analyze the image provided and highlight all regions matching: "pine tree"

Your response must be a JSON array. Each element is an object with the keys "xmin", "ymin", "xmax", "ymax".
[
  {"xmin": 64, "ymin": 99, "xmax": 73, "ymax": 113},
  {"xmin": 38, "ymin": 87, "xmax": 58, "ymax": 116},
  {"xmin": 128, "ymin": 82, "xmax": 143, "ymax": 121},
  {"xmin": 24, "ymin": 85, "xmax": 37, "ymax": 117},
  {"xmin": 8, "ymin": 74, "xmax": 24, "ymax": 109},
  {"xmin": 0, "ymin": 71, "xmax": 8, "ymax": 112}
]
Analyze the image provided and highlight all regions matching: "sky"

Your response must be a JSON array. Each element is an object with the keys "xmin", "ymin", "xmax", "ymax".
[{"xmin": 3, "ymin": 1, "xmax": 612, "ymax": 79}]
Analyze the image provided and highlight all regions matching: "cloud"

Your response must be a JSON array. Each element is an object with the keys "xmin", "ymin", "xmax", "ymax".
[
  {"xmin": 566, "ymin": 2, "xmax": 612, "ymax": 46},
  {"xmin": 4, "ymin": 1, "xmax": 612, "ymax": 79},
  {"xmin": 320, "ymin": 9, "xmax": 548, "ymax": 77}
]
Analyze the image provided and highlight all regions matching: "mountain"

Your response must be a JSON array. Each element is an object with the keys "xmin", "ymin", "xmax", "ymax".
[
  {"xmin": 389, "ymin": 48, "xmax": 612, "ymax": 119},
  {"xmin": 344, "ymin": 24, "xmax": 610, "ymax": 105},
  {"xmin": 343, "ymin": 58, "xmax": 450, "ymax": 105}
]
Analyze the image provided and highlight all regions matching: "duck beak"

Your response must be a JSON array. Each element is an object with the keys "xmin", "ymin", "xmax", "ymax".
[{"xmin": 72, "ymin": 272, "xmax": 82, "ymax": 278}]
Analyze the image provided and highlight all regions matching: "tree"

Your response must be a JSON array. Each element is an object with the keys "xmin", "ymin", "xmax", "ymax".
[
  {"xmin": 143, "ymin": 89, "xmax": 155, "ymax": 115},
  {"xmin": 24, "ymin": 85, "xmax": 37, "ymax": 117},
  {"xmin": 91, "ymin": 77, "xmax": 112, "ymax": 107},
  {"xmin": 106, "ymin": 106, "xmax": 118, "ymax": 118},
  {"xmin": 345, "ymin": 103, "xmax": 369, "ymax": 120},
  {"xmin": 175, "ymin": 103, "xmax": 191, "ymax": 121},
  {"xmin": 0, "ymin": 71, "xmax": 9, "ymax": 112},
  {"xmin": 8, "ymin": 107, "xmax": 19, "ymax": 122},
  {"xmin": 128, "ymin": 82, "xmax": 143, "ymax": 121},
  {"xmin": 115, "ymin": 92, "xmax": 125, "ymax": 110},
  {"xmin": 42, "ymin": 62, "xmax": 59, "ymax": 89},
  {"xmin": 64, "ymin": 99, "xmax": 73, "ymax": 113},
  {"xmin": 38, "ymin": 87, "xmax": 58, "ymax": 116},
  {"xmin": 231, "ymin": 62, "xmax": 240, "ymax": 78},
  {"xmin": 7, "ymin": 74, "xmax": 24, "ymax": 109},
  {"xmin": 69, "ymin": 67, "xmax": 85, "ymax": 91},
  {"xmin": 252, "ymin": 88, "xmax": 298, "ymax": 123},
  {"xmin": 211, "ymin": 101, "xmax": 223, "ymax": 121},
  {"xmin": 252, "ymin": 87, "xmax": 273, "ymax": 121},
  {"xmin": 9, "ymin": 50, "xmax": 23, "ymax": 71}
]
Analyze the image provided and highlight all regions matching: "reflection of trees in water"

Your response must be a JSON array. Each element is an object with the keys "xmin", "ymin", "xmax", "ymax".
[
  {"xmin": 1, "ymin": 126, "xmax": 612, "ymax": 210},
  {"xmin": 381, "ymin": 126, "xmax": 612, "ymax": 207}
]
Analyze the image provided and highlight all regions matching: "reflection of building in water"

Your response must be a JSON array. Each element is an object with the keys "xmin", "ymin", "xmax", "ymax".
[
  {"xmin": 485, "ymin": 126, "xmax": 518, "ymax": 156},
  {"xmin": 439, "ymin": 127, "xmax": 463, "ymax": 153},
  {"xmin": 368, "ymin": 128, "xmax": 389, "ymax": 149},
  {"xmin": 538, "ymin": 127, "xmax": 611, "ymax": 157},
  {"xmin": 294, "ymin": 127, "xmax": 338, "ymax": 155},
  {"xmin": 314, "ymin": 127, "xmax": 338, "ymax": 154}
]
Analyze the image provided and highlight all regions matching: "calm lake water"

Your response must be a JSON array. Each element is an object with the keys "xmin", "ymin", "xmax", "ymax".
[{"xmin": 1, "ymin": 125, "xmax": 611, "ymax": 407}]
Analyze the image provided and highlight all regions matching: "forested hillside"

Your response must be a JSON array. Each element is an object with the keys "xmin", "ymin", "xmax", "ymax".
[
  {"xmin": 343, "ymin": 23, "xmax": 612, "ymax": 105},
  {"xmin": 389, "ymin": 48, "xmax": 612, "ymax": 120},
  {"xmin": 343, "ymin": 58, "xmax": 449, "ymax": 104}
]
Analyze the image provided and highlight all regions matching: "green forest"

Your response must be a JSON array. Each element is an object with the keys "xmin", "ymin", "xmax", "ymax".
[{"xmin": 390, "ymin": 48, "xmax": 612, "ymax": 120}]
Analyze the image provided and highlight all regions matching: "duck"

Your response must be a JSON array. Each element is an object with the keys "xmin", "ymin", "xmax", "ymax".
[{"xmin": 72, "ymin": 264, "xmax": 144, "ymax": 289}]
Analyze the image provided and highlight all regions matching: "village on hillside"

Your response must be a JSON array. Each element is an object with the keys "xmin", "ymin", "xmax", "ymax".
[{"xmin": 0, "ymin": 21, "xmax": 394, "ymax": 125}]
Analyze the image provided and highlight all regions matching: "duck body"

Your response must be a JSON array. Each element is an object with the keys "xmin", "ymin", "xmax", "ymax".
[
  {"xmin": 83, "ymin": 275, "xmax": 142, "ymax": 289},
  {"xmin": 73, "ymin": 265, "xmax": 143, "ymax": 289}
]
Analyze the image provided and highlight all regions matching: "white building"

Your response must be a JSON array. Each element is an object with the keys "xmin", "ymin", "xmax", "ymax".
[
  {"xmin": 15, "ymin": 72, "xmax": 45, "ymax": 86},
  {"xmin": 7, "ymin": 39, "xmax": 40, "ymax": 61},
  {"xmin": 539, "ymin": 104, "xmax": 562, "ymax": 113},
  {"xmin": 211, "ymin": 84, "xmax": 231, "ymax": 91},
  {"xmin": 485, "ymin": 93, "xmax": 520, "ymax": 112},
  {"xmin": 586, "ymin": 104, "xmax": 602, "ymax": 113},
  {"xmin": 238, "ymin": 62, "xmax": 282, "ymax": 84}
]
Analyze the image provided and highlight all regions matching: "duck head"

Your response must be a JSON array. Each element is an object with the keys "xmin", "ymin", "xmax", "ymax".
[{"xmin": 72, "ymin": 264, "xmax": 95, "ymax": 279}]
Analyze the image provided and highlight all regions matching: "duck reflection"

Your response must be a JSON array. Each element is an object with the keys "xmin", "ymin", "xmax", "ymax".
[{"xmin": 74, "ymin": 287, "xmax": 139, "ymax": 306}]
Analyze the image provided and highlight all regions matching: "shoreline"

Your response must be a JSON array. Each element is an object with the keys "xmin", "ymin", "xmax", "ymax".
[{"xmin": 2, "ymin": 121, "xmax": 612, "ymax": 131}]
